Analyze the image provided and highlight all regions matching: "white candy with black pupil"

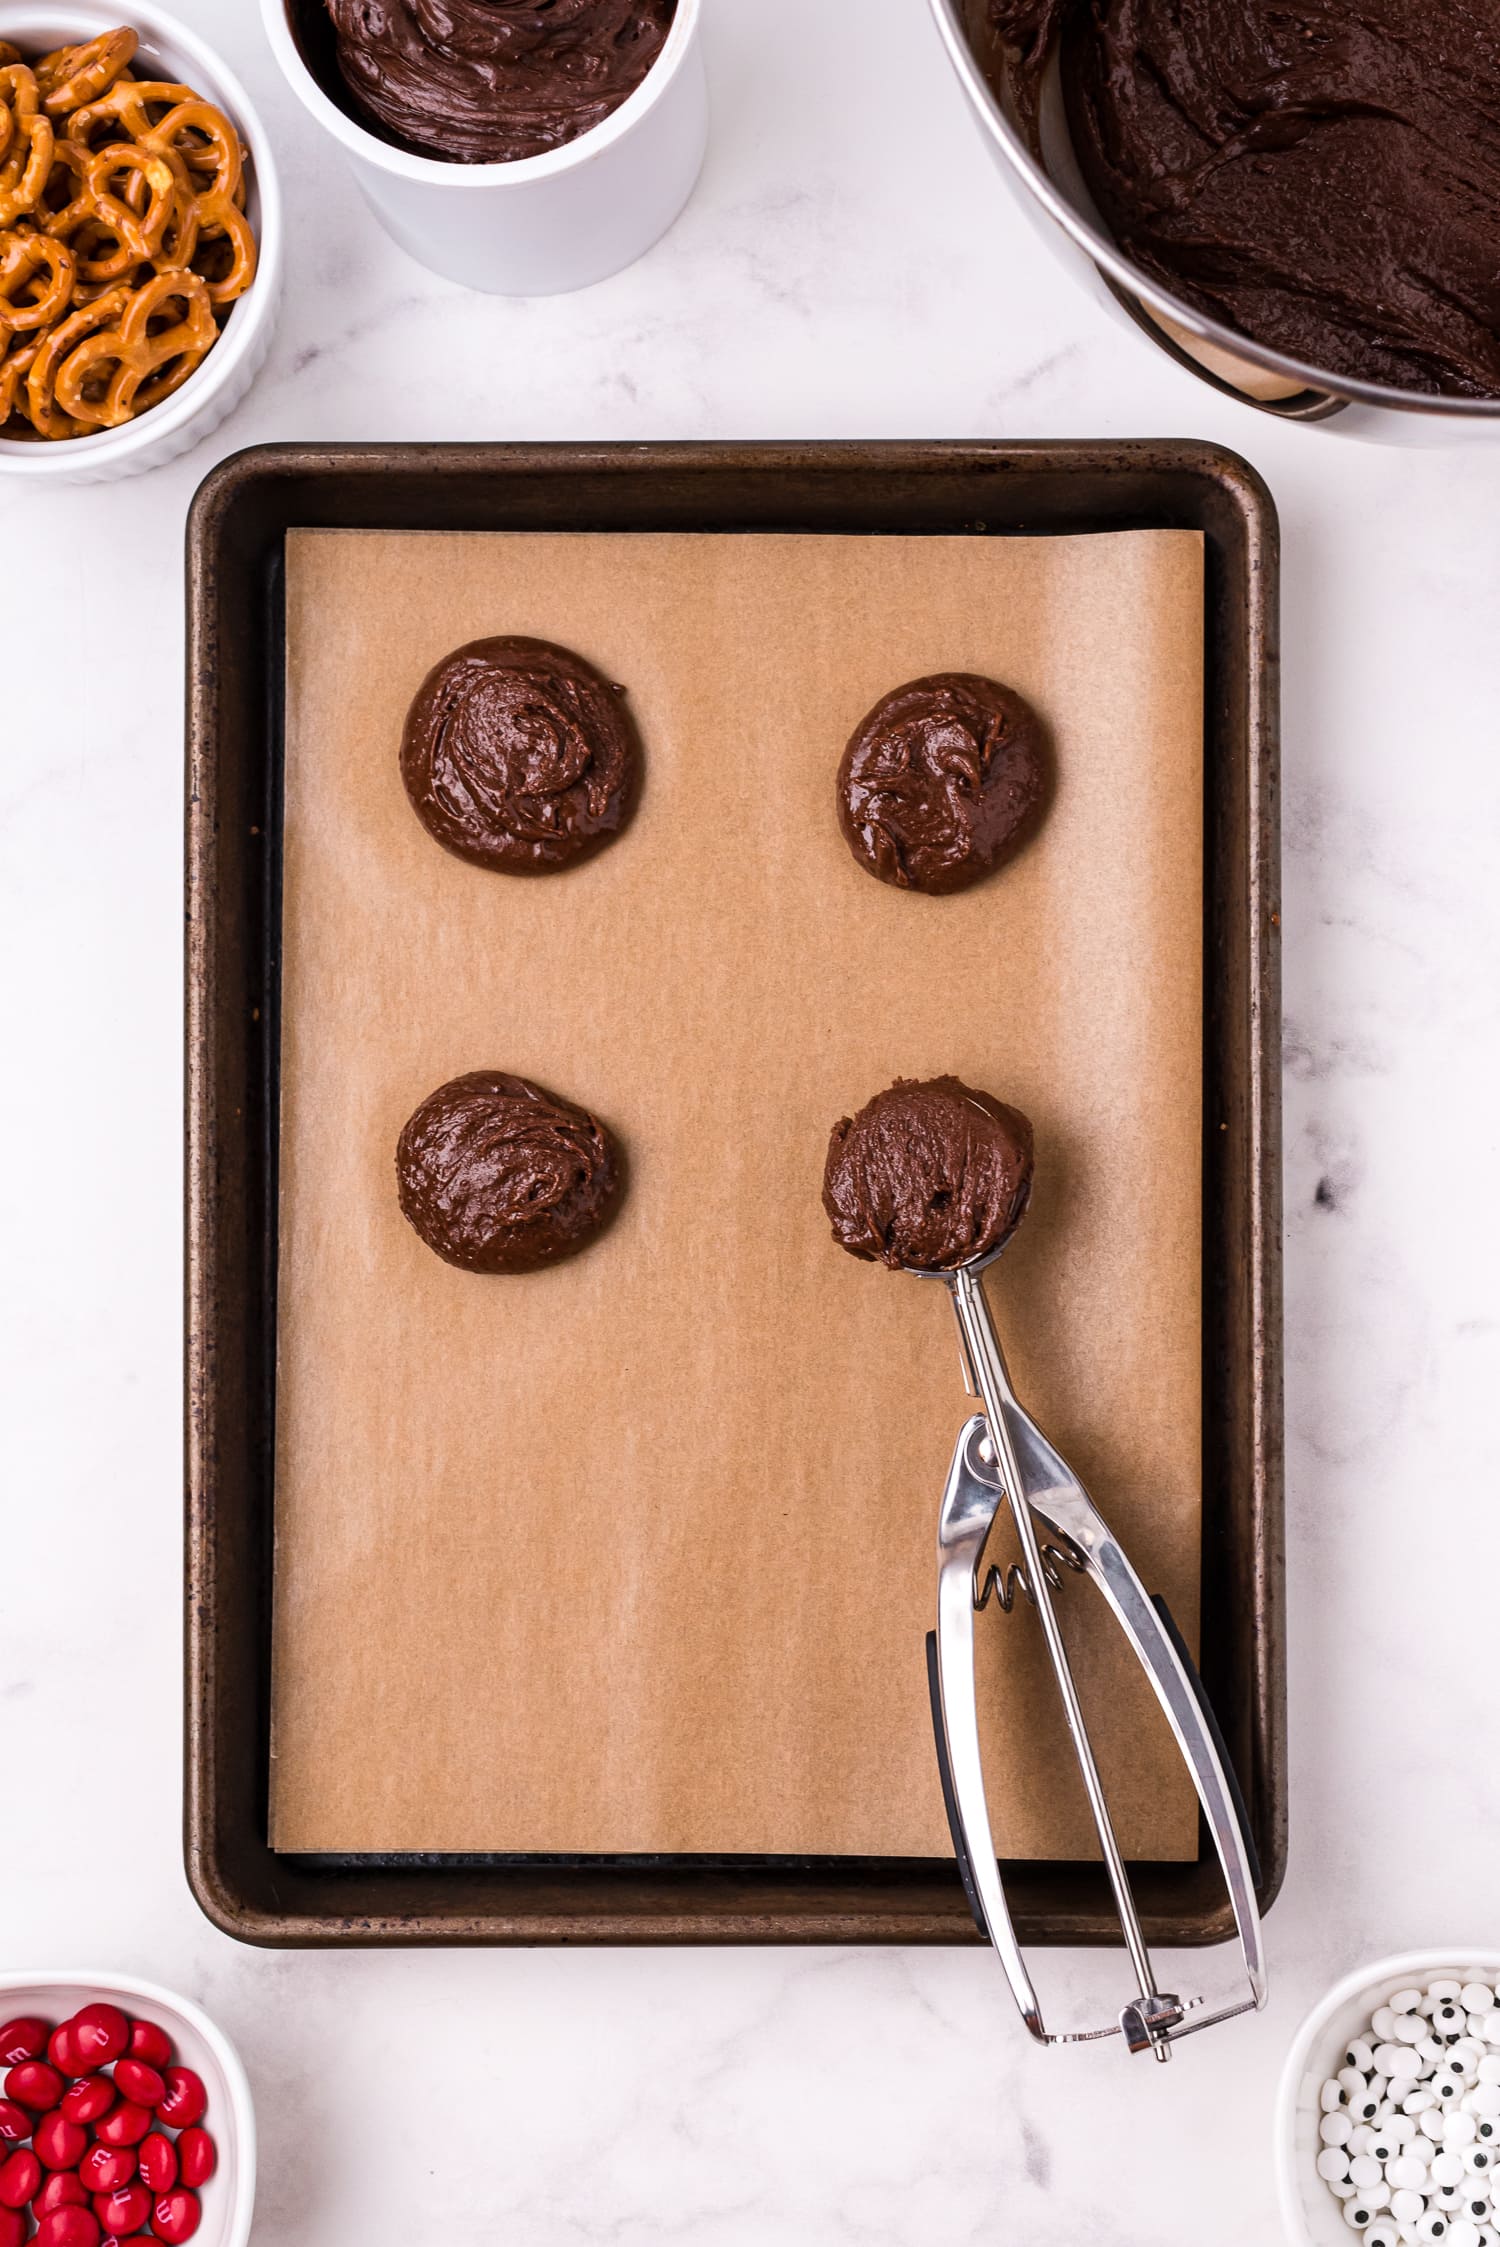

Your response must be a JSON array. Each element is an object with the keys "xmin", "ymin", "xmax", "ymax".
[{"xmin": 1318, "ymin": 1982, "xmax": 1500, "ymax": 2238}]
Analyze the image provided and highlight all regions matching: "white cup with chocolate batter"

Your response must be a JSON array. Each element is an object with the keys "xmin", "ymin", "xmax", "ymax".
[{"xmin": 262, "ymin": 0, "xmax": 706, "ymax": 296}]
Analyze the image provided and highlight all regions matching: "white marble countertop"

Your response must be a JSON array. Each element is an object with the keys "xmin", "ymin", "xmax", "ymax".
[{"xmin": 6, "ymin": 1, "xmax": 1500, "ymax": 2239}]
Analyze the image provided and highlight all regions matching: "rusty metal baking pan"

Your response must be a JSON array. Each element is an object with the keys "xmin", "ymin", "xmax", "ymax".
[{"xmin": 185, "ymin": 439, "xmax": 1283, "ymax": 1947}]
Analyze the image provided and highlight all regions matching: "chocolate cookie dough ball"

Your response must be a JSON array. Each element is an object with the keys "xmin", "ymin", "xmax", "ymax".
[
  {"xmin": 823, "ymin": 1076, "xmax": 1033, "ymax": 1272},
  {"xmin": 397, "ymin": 1071, "xmax": 624, "ymax": 1274},
  {"xmin": 400, "ymin": 636, "xmax": 641, "ymax": 874},
  {"xmin": 837, "ymin": 673, "xmax": 1048, "ymax": 895}
]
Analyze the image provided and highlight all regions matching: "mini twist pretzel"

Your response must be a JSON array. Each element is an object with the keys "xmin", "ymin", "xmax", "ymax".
[
  {"xmin": 64, "ymin": 77, "xmax": 195, "ymax": 150},
  {"xmin": 0, "ymin": 65, "xmax": 54, "ymax": 225},
  {"xmin": 105, "ymin": 97, "xmax": 256, "ymax": 304},
  {"xmin": 23, "ymin": 280, "xmax": 131, "ymax": 435},
  {"xmin": 44, "ymin": 138, "xmax": 180, "ymax": 281},
  {"xmin": 54, "ymin": 263, "xmax": 214, "ymax": 427},
  {"xmin": 0, "ymin": 44, "xmax": 22, "ymax": 70},
  {"xmin": 36, "ymin": 29, "xmax": 137, "ymax": 116},
  {"xmin": 0, "ymin": 228, "xmax": 74, "ymax": 340},
  {"xmin": 0, "ymin": 329, "xmax": 38, "ymax": 421}
]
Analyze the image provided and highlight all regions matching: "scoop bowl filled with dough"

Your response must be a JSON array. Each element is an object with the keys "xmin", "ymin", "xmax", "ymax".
[
  {"xmin": 927, "ymin": 0, "xmax": 1500, "ymax": 438},
  {"xmin": 261, "ymin": 0, "xmax": 707, "ymax": 294}
]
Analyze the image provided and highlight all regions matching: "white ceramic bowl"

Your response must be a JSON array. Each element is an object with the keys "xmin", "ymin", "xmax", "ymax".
[
  {"xmin": 1276, "ymin": 1947, "xmax": 1500, "ymax": 2244},
  {"xmin": 0, "ymin": 0, "xmax": 282, "ymax": 483},
  {"xmin": 261, "ymin": 0, "xmax": 706, "ymax": 294},
  {"xmin": 0, "ymin": 1970, "xmax": 255, "ymax": 2245}
]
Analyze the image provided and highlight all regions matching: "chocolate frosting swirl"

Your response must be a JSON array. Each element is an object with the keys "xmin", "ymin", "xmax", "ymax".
[
  {"xmin": 396, "ymin": 1070, "xmax": 623, "ymax": 1273},
  {"xmin": 981, "ymin": 0, "xmax": 1500, "ymax": 399},
  {"xmin": 323, "ymin": 0, "xmax": 676, "ymax": 165},
  {"xmin": 400, "ymin": 636, "xmax": 641, "ymax": 875},
  {"xmin": 837, "ymin": 673, "xmax": 1048, "ymax": 896},
  {"xmin": 823, "ymin": 1076, "xmax": 1034, "ymax": 1273}
]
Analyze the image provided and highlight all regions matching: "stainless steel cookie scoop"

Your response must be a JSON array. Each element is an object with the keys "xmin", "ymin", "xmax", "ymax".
[{"xmin": 922, "ymin": 1245, "xmax": 1267, "ymax": 2058}]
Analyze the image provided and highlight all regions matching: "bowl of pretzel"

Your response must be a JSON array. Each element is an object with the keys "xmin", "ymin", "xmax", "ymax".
[{"xmin": 0, "ymin": 1, "xmax": 281, "ymax": 479}]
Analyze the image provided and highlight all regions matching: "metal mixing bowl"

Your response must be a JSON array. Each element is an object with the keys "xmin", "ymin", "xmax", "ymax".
[{"xmin": 928, "ymin": 0, "xmax": 1500, "ymax": 440}]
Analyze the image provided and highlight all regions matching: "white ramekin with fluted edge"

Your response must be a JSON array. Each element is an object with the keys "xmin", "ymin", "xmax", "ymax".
[
  {"xmin": 0, "ymin": 0, "xmax": 281, "ymax": 484},
  {"xmin": 1276, "ymin": 1947, "xmax": 1500, "ymax": 2244},
  {"xmin": 0, "ymin": 1969, "xmax": 256, "ymax": 2247},
  {"xmin": 261, "ymin": 0, "xmax": 705, "ymax": 295}
]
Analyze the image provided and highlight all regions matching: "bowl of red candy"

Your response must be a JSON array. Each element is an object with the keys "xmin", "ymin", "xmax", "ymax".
[{"xmin": 0, "ymin": 1976, "xmax": 253, "ymax": 2247}]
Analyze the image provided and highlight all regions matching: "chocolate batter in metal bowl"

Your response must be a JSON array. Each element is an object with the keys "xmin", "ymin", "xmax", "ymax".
[{"xmin": 929, "ymin": 0, "xmax": 1500, "ymax": 433}]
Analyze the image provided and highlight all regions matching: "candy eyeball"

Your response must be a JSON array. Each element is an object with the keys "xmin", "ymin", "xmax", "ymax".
[{"xmin": 1319, "ymin": 1979, "xmax": 1500, "ymax": 2244}]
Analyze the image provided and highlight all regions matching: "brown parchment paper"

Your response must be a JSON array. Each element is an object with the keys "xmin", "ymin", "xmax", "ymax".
[{"xmin": 270, "ymin": 526, "xmax": 1204, "ymax": 1860}]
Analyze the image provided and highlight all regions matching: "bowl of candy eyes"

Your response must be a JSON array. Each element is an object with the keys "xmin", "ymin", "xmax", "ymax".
[
  {"xmin": 0, "ymin": 1973, "xmax": 254, "ymax": 2247},
  {"xmin": 1278, "ymin": 1953, "xmax": 1500, "ymax": 2247},
  {"xmin": 0, "ymin": 1, "xmax": 282, "ymax": 481}
]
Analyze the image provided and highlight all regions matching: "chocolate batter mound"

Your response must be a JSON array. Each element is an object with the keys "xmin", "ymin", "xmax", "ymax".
[
  {"xmin": 823, "ymin": 1076, "xmax": 1034, "ymax": 1272},
  {"xmin": 397, "ymin": 1070, "xmax": 623, "ymax": 1273},
  {"xmin": 323, "ymin": 0, "xmax": 676, "ymax": 165},
  {"xmin": 401, "ymin": 636, "xmax": 641, "ymax": 875},
  {"xmin": 980, "ymin": 0, "xmax": 1500, "ymax": 398},
  {"xmin": 837, "ymin": 674, "xmax": 1048, "ymax": 896}
]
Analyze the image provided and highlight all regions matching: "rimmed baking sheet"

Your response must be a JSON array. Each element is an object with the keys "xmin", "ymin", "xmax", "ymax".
[{"xmin": 185, "ymin": 441, "xmax": 1283, "ymax": 1945}]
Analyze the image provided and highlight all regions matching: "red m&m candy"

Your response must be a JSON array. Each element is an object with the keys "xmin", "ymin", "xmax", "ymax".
[
  {"xmin": 0, "ymin": 2021, "xmax": 48, "ymax": 2069},
  {"xmin": 4, "ymin": 2060, "xmax": 63, "ymax": 2111},
  {"xmin": 35, "ymin": 2209, "xmax": 101, "ymax": 2247},
  {"xmin": 34, "ymin": 2175, "xmax": 88, "ymax": 2217},
  {"xmin": 61, "ymin": 2077, "xmax": 114, "ymax": 2128},
  {"xmin": 94, "ymin": 2102, "xmax": 151, "ymax": 2150},
  {"xmin": 93, "ymin": 2184, "xmax": 152, "ymax": 2237},
  {"xmin": 34, "ymin": 2110, "xmax": 88, "ymax": 2171},
  {"xmin": 69, "ymin": 2007, "xmax": 129, "ymax": 2070},
  {"xmin": 113, "ymin": 2061, "xmax": 165, "ymax": 2110},
  {"xmin": 154, "ymin": 2072, "xmax": 206, "ymax": 2133},
  {"xmin": 126, "ymin": 2023, "xmax": 172, "ymax": 2071},
  {"xmin": 149, "ymin": 2190, "xmax": 200, "ymax": 2244},
  {"xmin": 137, "ymin": 2135, "xmax": 177, "ymax": 2196},
  {"xmin": 0, "ymin": 2149, "xmax": 41, "ymax": 2209},
  {"xmin": 80, "ymin": 2142, "xmax": 137, "ymax": 2196},
  {"xmin": 175, "ymin": 2131, "xmax": 215, "ymax": 2191}
]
